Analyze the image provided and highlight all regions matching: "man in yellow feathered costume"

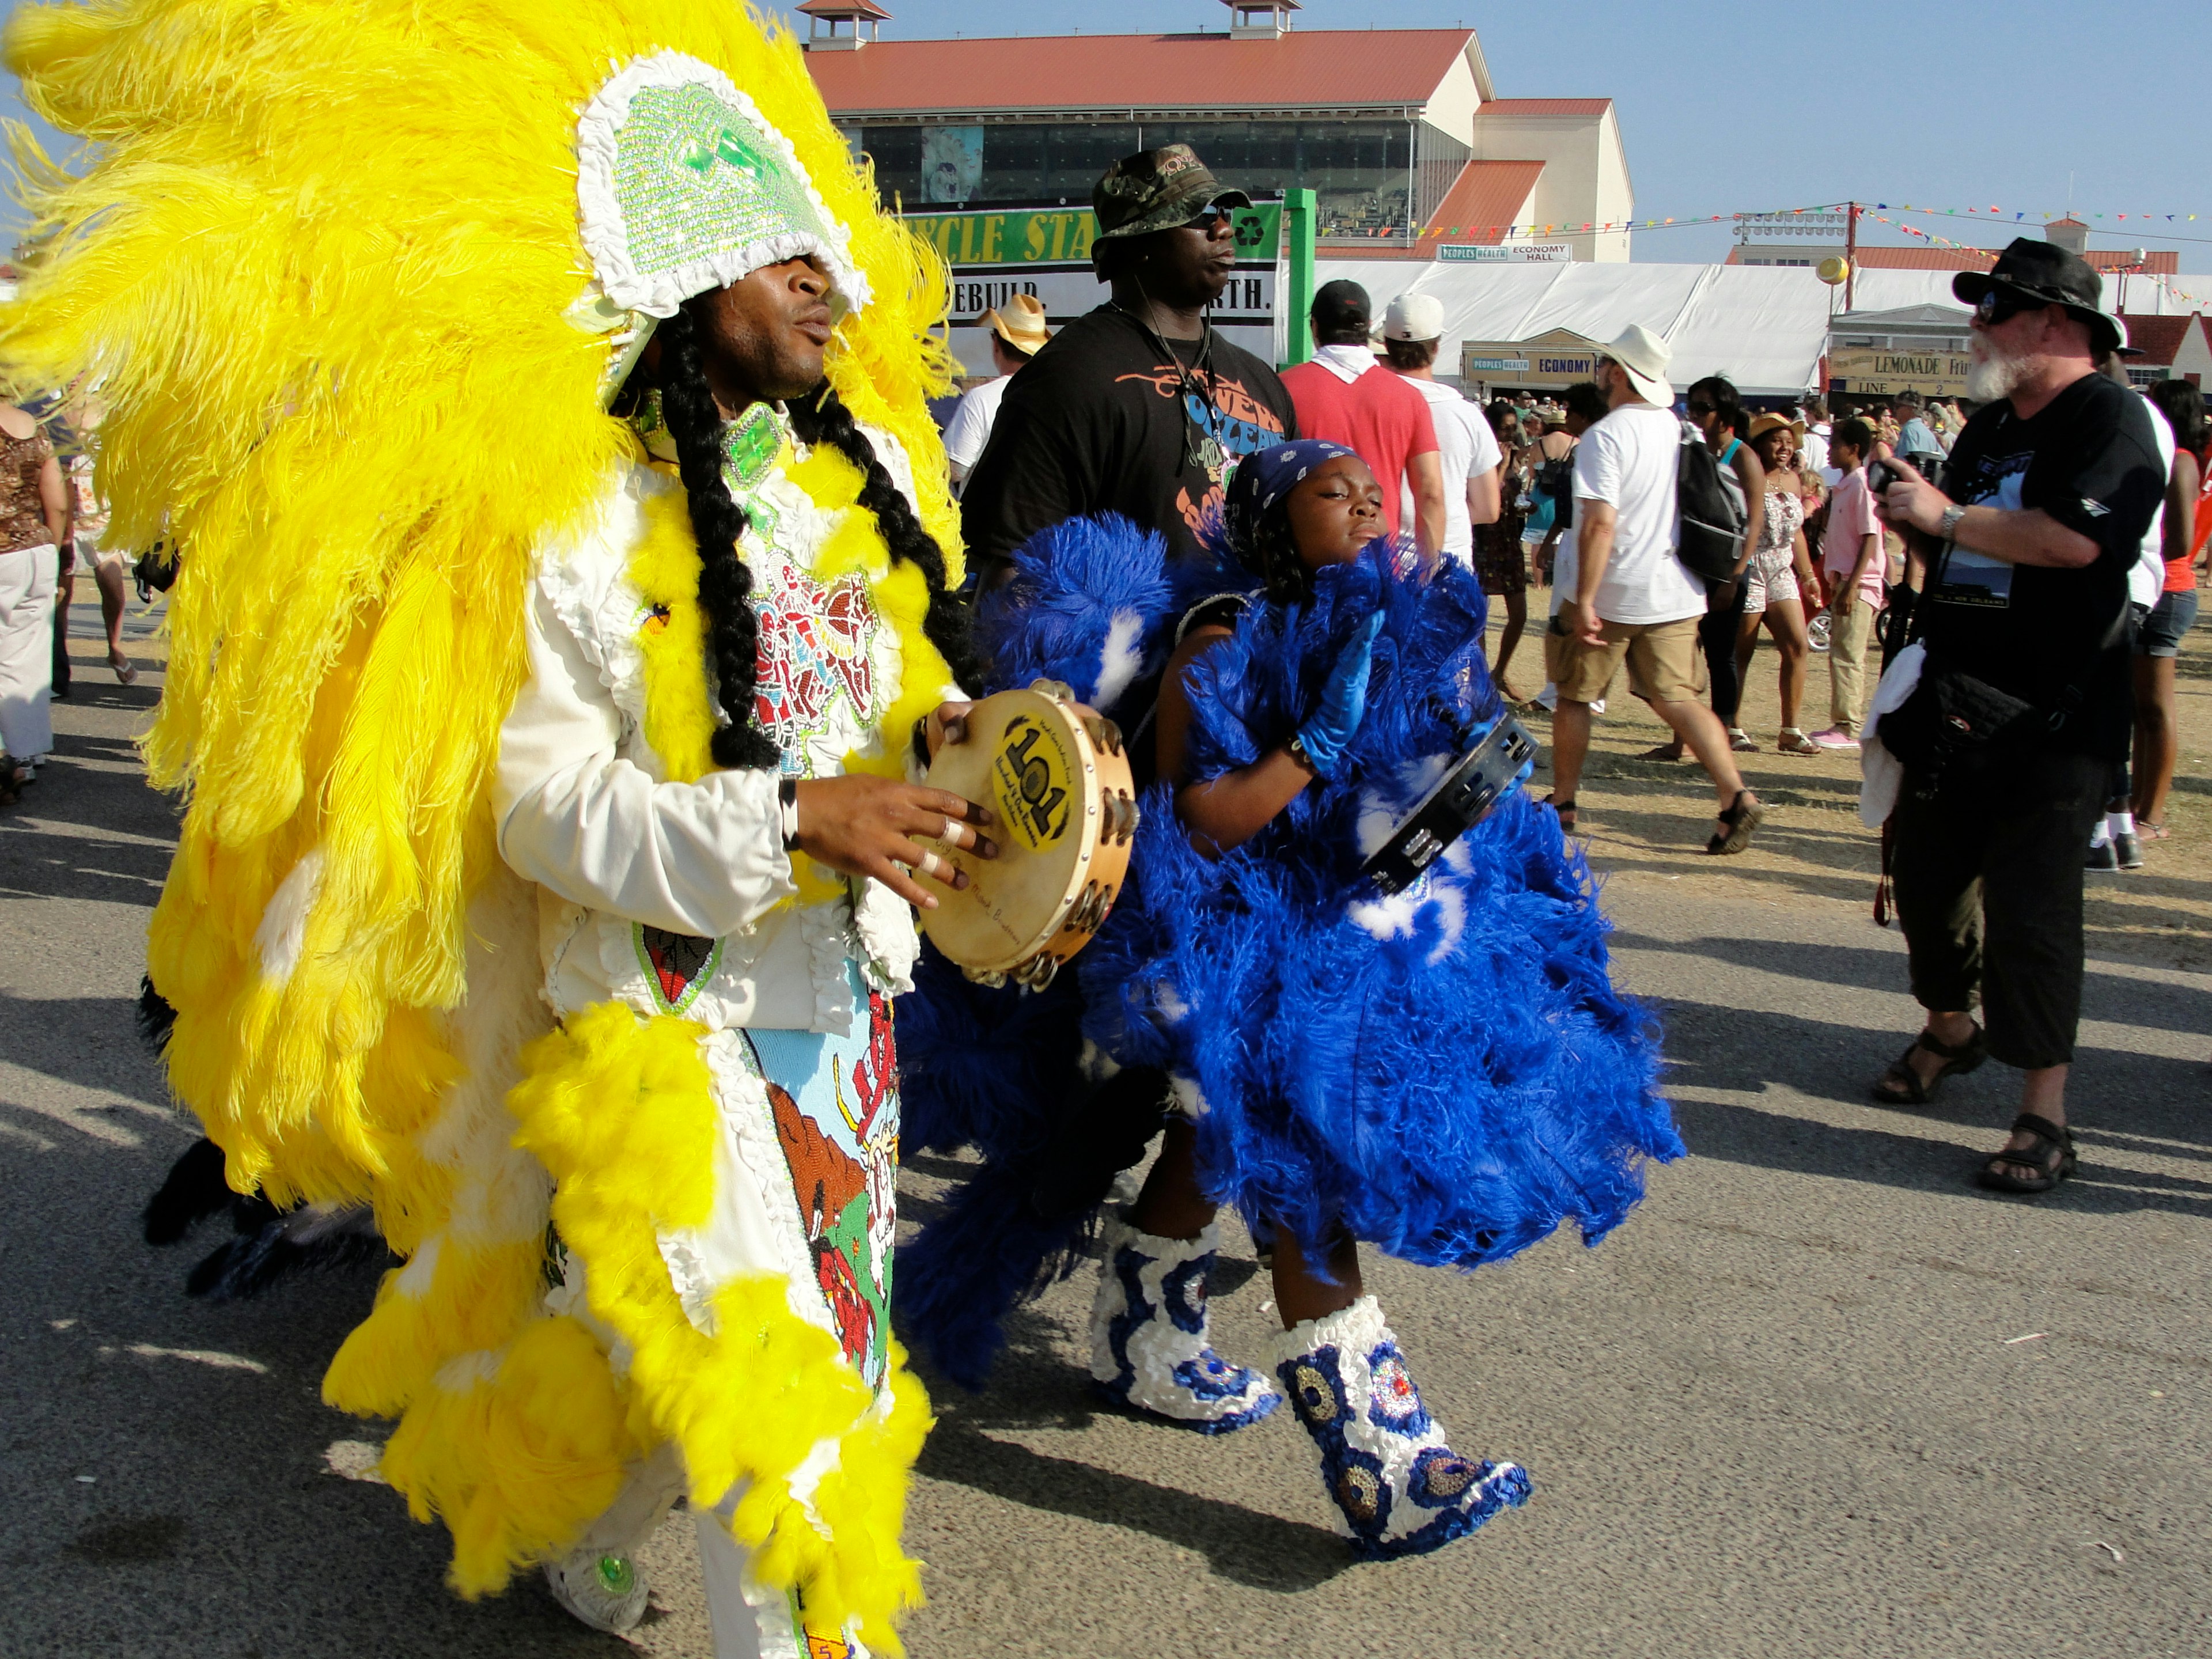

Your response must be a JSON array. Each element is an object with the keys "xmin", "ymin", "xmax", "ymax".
[{"xmin": 1, "ymin": 2, "xmax": 993, "ymax": 1652}]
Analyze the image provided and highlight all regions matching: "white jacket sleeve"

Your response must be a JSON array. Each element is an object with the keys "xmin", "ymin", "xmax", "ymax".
[{"xmin": 494, "ymin": 579, "xmax": 798, "ymax": 938}]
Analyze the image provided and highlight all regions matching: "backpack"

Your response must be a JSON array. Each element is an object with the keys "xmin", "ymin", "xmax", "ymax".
[{"xmin": 1673, "ymin": 419, "xmax": 1749, "ymax": 583}]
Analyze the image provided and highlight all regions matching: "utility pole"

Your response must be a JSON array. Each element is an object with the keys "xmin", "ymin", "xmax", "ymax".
[{"xmin": 1844, "ymin": 200, "xmax": 1859, "ymax": 313}]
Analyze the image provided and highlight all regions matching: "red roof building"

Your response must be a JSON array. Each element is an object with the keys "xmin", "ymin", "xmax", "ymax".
[
  {"xmin": 2117, "ymin": 312, "xmax": 2212, "ymax": 387},
  {"xmin": 802, "ymin": 6, "xmax": 1633, "ymax": 261}
]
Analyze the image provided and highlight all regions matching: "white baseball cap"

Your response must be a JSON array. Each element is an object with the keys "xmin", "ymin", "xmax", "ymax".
[{"xmin": 1382, "ymin": 292, "xmax": 1445, "ymax": 343}]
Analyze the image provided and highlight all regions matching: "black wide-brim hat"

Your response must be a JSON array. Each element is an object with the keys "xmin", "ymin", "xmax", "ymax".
[{"xmin": 1954, "ymin": 238, "xmax": 2121, "ymax": 354}]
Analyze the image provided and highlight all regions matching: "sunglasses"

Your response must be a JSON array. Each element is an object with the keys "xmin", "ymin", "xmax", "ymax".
[
  {"xmin": 1685, "ymin": 399, "xmax": 1716, "ymax": 416},
  {"xmin": 1974, "ymin": 290, "xmax": 2045, "ymax": 326},
  {"xmin": 1181, "ymin": 202, "xmax": 1235, "ymax": 232}
]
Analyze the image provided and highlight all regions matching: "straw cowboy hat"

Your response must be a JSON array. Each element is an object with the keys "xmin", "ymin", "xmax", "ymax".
[
  {"xmin": 979, "ymin": 291, "xmax": 1051, "ymax": 357},
  {"xmin": 1597, "ymin": 323, "xmax": 1672, "ymax": 404},
  {"xmin": 1747, "ymin": 411, "xmax": 1806, "ymax": 442}
]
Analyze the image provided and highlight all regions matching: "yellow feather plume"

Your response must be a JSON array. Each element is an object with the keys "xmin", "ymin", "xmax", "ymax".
[{"xmin": 0, "ymin": 0, "xmax": 957, "ymax": 1206}]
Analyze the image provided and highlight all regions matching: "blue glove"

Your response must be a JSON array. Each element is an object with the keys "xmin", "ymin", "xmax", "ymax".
[{"xmin": 1296, "ymin": 611, "xmax": 1386, "ymax": 779}]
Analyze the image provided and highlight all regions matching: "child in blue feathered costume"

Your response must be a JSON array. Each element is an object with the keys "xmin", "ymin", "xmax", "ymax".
[{"xmin": 900, "ymin": 441, "xmax": 1680, "ymax": 1561}]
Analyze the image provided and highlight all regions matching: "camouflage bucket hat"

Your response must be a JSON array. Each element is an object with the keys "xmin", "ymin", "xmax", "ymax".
[{"xmin": 1093, "ymin": 144, "xmax": 1252, "ymax": 240}]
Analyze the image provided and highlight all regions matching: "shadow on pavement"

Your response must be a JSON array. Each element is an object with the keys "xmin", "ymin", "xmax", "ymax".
[{"xmin": 911, "ymin": 1343, "xmax": 1351, "ymax": 1596}]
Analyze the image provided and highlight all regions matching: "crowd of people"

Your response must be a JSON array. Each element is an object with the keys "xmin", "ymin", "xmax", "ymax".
[{"xmin": 1418, "ymin": 329, "xmax": 2209, "ymax": 878}]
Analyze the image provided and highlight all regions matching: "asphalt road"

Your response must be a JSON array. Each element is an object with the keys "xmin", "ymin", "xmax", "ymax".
[{"xmin": 2, "ymin": 596, "xmax": 2205, "ymax": 1659}]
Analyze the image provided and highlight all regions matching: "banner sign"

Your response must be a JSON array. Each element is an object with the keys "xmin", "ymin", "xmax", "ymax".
[
  {"xmin": 1827, "ymin": 346, "xmax": 1971, "ymax": 396},
  {"xmin": 902, "ymin": 200, "xmax": 1285, "ymax": 376},
  {"xmin": 1459, "ymin": 342, "xmax": 1601, "ymax": 388},
  {"xmin": 1437, "ymin": 243, "xmax": 1573, "ymax": 264}
]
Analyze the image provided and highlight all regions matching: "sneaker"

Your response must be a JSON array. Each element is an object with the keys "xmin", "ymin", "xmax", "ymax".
[
  {"xmin": 2114, "ymin": 831, "xmax": 2143, "ymax": 870},
  {"xmin": 1808, "ymin": 727, "xmax": 1860, "ymax": 752},
  {"xmin": 2084, "ymin": 840, "xmax": 2119, "ymax": 872},
  {"xmin": 544, "ymin": 1549, "xmax": 650, "ymax": 1634}
]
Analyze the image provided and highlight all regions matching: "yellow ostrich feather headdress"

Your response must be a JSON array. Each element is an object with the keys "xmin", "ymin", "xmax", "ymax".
[{"xmin": 0, "ymin": 0, "xmax": 960, "ymax": 1205}]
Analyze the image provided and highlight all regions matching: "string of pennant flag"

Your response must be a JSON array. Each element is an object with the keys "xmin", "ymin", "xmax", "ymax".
[{"xmin": 1380, "ymin": 202, "xmax": 2203, "ymax": 244}]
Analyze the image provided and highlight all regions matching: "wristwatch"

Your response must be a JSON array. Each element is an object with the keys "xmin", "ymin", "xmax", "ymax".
[{"xmin": 1937, "ymin": 503, "xmax": 1968, "ymax": 541}]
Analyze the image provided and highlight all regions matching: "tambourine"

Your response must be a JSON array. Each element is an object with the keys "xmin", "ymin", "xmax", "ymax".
[
  {"xmin": 919, "ymin": 680, "xmax": 1138, "ymax": 990},
  {"xmin": 1358, "ymin": 714, "xmax": 1539, "ymax": 895}
]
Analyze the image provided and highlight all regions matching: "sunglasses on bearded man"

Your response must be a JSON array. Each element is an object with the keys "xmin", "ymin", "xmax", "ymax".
[{"xmin": 1974, "ymin": 290, "xmax": 2050, "ymax": 327}]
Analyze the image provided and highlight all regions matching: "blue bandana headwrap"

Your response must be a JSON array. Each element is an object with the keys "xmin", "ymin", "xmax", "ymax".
[{"xmin": 1222, "ymin": 438, "xmax": 1360, "ymax": 550}]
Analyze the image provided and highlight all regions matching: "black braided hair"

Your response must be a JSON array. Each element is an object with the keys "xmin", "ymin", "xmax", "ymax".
[
  {"xmin": 785, "ymin": 382, "xmax": 983, "ymax": 695},
  {"xmin": 1236, "ymin": 498, "xmax": 1315, "ymax": 607},
  {"xmin": 653, "ymin": 305, "xmax": 784, "ymax": 769}
]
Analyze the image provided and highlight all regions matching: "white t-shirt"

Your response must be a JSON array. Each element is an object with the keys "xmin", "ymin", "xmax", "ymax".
[
  {"xmin": 1396, "ymin": 376, "xmax": 1502, "ymax": 563},
  {"xmin": 1571, "ymin": 402, "xmax": 1706, "ymax": 625},
  {"xmin": 2134, "ymin": 392, "xmax": 2177, "ymax": 612},
  {"xmin": 942, "ymin": 374, "xmax": 1011, "ymax": 471},
  {"xmin": 1803, "ymin": 422, "xmax": 1837, "ymax": 486}
]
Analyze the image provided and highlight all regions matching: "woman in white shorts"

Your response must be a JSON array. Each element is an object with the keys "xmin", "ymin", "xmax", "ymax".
[{"xmin": 1736, "ymin": 413, "xmax": 1816, "ymax": 754}]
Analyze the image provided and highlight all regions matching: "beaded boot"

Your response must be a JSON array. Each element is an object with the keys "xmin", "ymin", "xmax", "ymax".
[
  {"xmin": 1271, "ymin": 1296, "xmax": 1530, "ymax": 1558},
  {"xmin": 1088, "ymin": 1214, "xmax": 1281, "ymax": 1431}
]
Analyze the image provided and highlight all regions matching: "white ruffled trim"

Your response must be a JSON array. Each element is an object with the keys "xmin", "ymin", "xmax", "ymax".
[
  {"xmin": 1266, "ymin": 1291, "xmax": 1391, "ymax": 1372},
  {"xmin": 849, "ymin": 878, "xmax": 918, "ymax": 998},
  {"xmin": 798, "ymin": 896, "xmax": 865, "ymax": 1036},
  {"xmin": 576, "ymin": 52, "xmax": 870, "ymax": 321}
]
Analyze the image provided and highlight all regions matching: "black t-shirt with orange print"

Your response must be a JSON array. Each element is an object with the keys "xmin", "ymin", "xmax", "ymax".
[{"xmin": 959, "ymin": 305, "xmax": 1297, "ymax": 578}]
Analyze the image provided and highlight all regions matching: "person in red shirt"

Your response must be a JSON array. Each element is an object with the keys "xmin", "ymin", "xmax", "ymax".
[{"xmin": 1279, "ymin": 280, "xmax": 1446, "ymax": 554}]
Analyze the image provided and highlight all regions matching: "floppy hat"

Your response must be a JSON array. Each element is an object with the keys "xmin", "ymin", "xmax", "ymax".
[
  {"xmin": 1747, "ymin": 411, "xmax": 1806, "ymax": 442},
  {"xmin": 1382, "ymin": 292, "xmax": 1445, "ymax": 343},
  {"xmin": 980, "ymin": 291, "xmax": 1051, "ymax": 356},
  {"xmin": 1952, "ymin": 238, "xmax": 2120, "ymax": 354},
  {"xmin": 1596, "ymin": 323, "xmax": 1673, "ymax": 404},
  {"xmin": 1093, "ymin": 145, "xmax": 1252, "ymax": 241}
]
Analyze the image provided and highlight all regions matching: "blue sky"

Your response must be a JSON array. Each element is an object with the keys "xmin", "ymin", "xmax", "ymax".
[{"xmin": 9, "ymin": 0, "xmax": 2208, "ymax": 269}]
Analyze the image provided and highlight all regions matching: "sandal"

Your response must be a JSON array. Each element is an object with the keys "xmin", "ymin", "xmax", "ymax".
[
  {"xmin": 1871, "ymin": 1021, "xmax": 1987, "ymax": 1106},
  {"xmin": 2137, "ymin": 819, "xmax": 2169, "ymax": 841},
  {"xmin": 1775, "ymin": 728, "xmax": 1821, "ymax": 756},
  {"xmin": 109, "ymin": 647, "xmax": 139, "ymax": 686},
  {"xmin": 1544, "ymin": 795, "xmax": 1577, "ymax": 833},
  {"xmin": 1728, "ymin": 727, "xmax": 1759, "ymax": 753},
  {"xmin": 1976, "ymin": 1112, "xmax": 2077, "ymax": 1194},
  {"xmin": 1704, "ymin": 790, "xmax": 1763, "ymax": 855},
  {"xmin": 1638, "ymin": 743, "xmax": 1686, "ymax": 762}
]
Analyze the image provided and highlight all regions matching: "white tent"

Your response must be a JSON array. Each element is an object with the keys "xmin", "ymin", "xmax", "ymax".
[
  {"xmin": 1316, "ymin": 260, "xmax": 2212, "ymax": 396},
  {"xmin": 1316, "ymin": 260, "xmax": 1982, "ymax": 396}
]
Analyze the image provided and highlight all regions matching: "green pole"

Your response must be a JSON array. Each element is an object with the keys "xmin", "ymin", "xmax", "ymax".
[{"xmin": 1283, "ymin": 187, "xmax": 1316, "ymax": 369}]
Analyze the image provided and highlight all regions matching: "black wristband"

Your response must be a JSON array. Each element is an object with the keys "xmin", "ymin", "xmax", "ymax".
[
  {"xmin": 778, "ymin": 775, "xmax": 800, "ymax": 850},
  {"xmin": 911, "ymin": 715, "xmax": 931, "ymax": 772}
]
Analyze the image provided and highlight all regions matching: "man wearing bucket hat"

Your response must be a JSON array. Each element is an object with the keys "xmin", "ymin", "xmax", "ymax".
[
  {"xmin": 944, "ymin": 290, "xmax": 1051, "ymax": 493},
  {"xmin": 960, "ymin": 144, "xmax": 1297, "ymax": 585},
  {"xmin": 1546, "ymin": 323, "xmax": 1764, "ymax": 854},
  {"xmin": 1865, "ymin": 238, "xmax": 2165, "ymax": 1198}
]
